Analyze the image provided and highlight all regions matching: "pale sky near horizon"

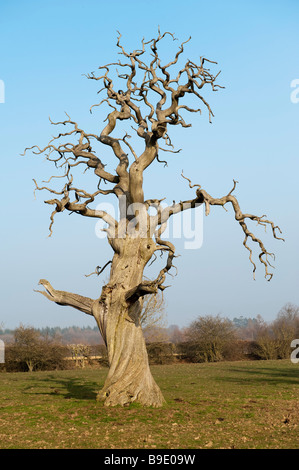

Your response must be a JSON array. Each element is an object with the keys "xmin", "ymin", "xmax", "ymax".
[{"xmin": 0, "ymin": 0, "xmax": 299, "ymax": 330}]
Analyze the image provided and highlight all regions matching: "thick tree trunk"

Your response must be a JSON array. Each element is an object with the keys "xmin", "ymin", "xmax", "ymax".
[
  {"xmin": 93, "ymin": 237, "xmax": 165, "ymax": 407},
  {"xmin": 95, "ymin": 300, "xmax": 164, "ymax": 407}
]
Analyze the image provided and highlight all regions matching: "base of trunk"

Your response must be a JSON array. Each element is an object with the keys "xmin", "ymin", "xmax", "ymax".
[
  {"xmin": 93, "ymin": 240, "xmax": 166, "ymax": 407},
  {"xmin": 96, "ymin": 309, "xmax": 165, "ymax": 407},
  {"xmin": 97, "ymin": 374, "xmax": 165, "ymax": 407}
]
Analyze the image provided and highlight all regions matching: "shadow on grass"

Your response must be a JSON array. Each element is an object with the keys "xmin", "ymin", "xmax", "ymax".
[
  {"xmin": 22, "ymin": 374, "xmax": 104, "ymax": 400},
  {"xmin": 215, "ymin": 364, "xmax": 299, "ymax": 387}
]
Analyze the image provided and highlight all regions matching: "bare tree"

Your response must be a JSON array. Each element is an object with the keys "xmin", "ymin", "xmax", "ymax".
[
  {"xmin": 271, "ymin": 303, "xmax": 299, "ymax": 358},
  {"xmin": 185, "ymin": 315, "xmax": 237, "ymax": 362},
  {"xmin": 9, "ymin": 325, "xmax": 65, "ymax": 372},
  {"xmin": 24, "ymin": 30, "xmax": 283, "ymax": 407},
  {"xmin": 141, "ymin": 290, "xmax": 168, "ymax": 343},
  {"xmin": 67, "ymin": 344, "xmax": 92, "ymax": 368}
]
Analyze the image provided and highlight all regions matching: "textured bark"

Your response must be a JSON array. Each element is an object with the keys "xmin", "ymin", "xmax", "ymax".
[
  {"xmin": 95, "ymin": 296, "xmax": 164, "ymax": 407},
  {"xmin": 97, "ymin": 238, "xmax": 165, "ymax": 407}
]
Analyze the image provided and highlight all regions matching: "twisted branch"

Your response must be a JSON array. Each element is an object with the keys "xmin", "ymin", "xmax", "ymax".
[{"xmin": 179, "ymin": 173, "xmax": 284, "ymax": 281}]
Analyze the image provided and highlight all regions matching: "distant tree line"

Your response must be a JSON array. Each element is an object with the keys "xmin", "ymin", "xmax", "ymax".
[
  {"xmin": 0, "ymin": 325, "xmax": 103, "ymax": 346},
  {"xmin": 148, "ymin": 303, "xmax": 299, "ymax": 364},
  {"xmin": 1, "ymin": 303, "xmax": 299, "ymax": 372}
]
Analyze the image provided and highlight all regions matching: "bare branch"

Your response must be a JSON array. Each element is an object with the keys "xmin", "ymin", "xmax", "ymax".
[
  {"xmin": 36, "ymin": 279, "xmax": 94, "ymax": 315},
  {"xmin": 182, "ymin": 174, "xmax": 284, "ymax": 281},
  {"xmin": 33, "ymin": 176, "xmax": 117, "ymax": 237},
  {"xmin": 85, "ymin": 260, "xmax": 112, "ymax": 278}
]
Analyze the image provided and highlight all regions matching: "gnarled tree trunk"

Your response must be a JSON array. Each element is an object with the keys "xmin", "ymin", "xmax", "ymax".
[
  {"xmin": 95, "ymin": 298, "xmax": 164, "ymax": 406},
  {"xmin": 93, "ymin": 238, "xmax": 165, "ymax": 407}
]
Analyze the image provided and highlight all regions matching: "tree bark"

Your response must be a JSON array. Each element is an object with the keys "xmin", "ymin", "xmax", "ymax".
[{"xmin": 93, "ymin": 237, "xmax": 165, "ymax": 407}]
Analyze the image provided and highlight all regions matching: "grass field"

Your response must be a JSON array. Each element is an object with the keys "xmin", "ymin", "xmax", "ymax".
[{"xmin": 0, "ymin": 360, "xmax": 299, "ymax": 449}]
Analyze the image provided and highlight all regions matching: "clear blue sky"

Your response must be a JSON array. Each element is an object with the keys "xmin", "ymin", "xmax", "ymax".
[{"xmin": 0, "ymin": 0, "xmax": 298, "ymax": 329}]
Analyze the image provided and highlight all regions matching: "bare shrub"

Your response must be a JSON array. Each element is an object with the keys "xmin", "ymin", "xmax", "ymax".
[
  {"xmin": 67, "ymin": 344, "xmax": 91, "ymax": 368},
  {"xmin": 254, "ymin": 304, "xmax": 299, "ymax": 360},
  {"xmin": 6, "ymin": 325, "xmax": 66, "ymax": 372},
  {"xmin": 272, "ymin": 303, "xmax": 299, "ymax": 359},
  {"xmin": 184, "ymin": 315, "xmax": 237, "ymax": 362},
  {"xmin": 146, "ymin": 342, "xmax": 175, "ymax": 365}
]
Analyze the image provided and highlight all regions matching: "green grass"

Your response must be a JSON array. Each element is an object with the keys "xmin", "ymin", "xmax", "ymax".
[{"xmin": 0, "ymin": 360, "xmax": 299, "ymax": 449}]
